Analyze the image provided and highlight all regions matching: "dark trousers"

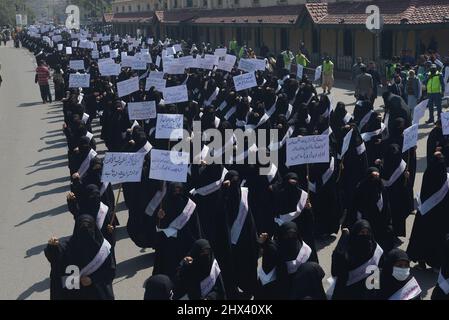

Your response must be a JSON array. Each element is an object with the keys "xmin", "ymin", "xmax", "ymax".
[
  {"xmin": 427, "ymin": 93, "xmax": 442, "ymax": 121},
  {"xmin": 39, "ymin": 84, "xmax": 52, "ymax": 103}
]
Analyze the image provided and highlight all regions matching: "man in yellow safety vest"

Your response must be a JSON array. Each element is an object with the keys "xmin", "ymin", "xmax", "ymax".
[{"xmin": 425, "ymin": 64, "xmax": 444, "ymax": 123}]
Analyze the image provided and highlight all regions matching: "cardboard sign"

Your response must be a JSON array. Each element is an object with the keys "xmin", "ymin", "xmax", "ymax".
[
  {"xmin": 156, "ymin": 114, "xmax": 184, "ymax": 140},
  {"xmin": 162, "ymin": 85, "xmax": 188, "ymax": 104},
  {"xmin": 442, "ymin": 112, "xmax": 449, "ymax": 135},
  {"xmin": 286, "ymin": 135, "xmax": 329, "ymax": 166},
  {"xmin": 69, "ymin": 73, "xmax": 91, "ymax": 88},
  {"xmin": 101, "ymin": 152, "xmax": 146, "ymax": 184},
  {"xmin": 145, "ymin": 77, "xmax": 166, "ymax": 91},
  {"xmin": 99, "ymin": 62, "xmax": 121, "ymax": 76},
  {"xmin": 402, "ymin": 124, "xmax": 419, "ymax": 152},
  {"xmin": 117, "ymin": 76, "xmax": 139, "ymax": 97},
  {"xmin": 69, "ymin": 60, "xmax": 85, "ymax": 70},
  {"xmin": 149, "ymin": 149, "xmax": 189, "ymax": 183},
  {"xmin": 412, "ymin": 99, "xmax": 429, "ymax": 124},
  {"xmin": 128, "ymin": 101, "xmax": 157, "ymax": 120},
  {"xmin": 233, "ymin": 72, "xmax": 257, "ymax": 91}
]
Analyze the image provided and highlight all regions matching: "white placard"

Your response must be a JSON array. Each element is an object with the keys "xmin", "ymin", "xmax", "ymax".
[
  {"xmin": 412, "ymin": 99, "xmax": 429, "ymax": 124},
  {"xmin": 101, "ymin": 152, "xmax": 146, "ymax": 184},
  {"xmin": 402, "ymin": 124, "xmax": 419, "ymax": 152},
  {"xmin": 217, "ymin": 60, "xmax": 234, "ymax": 72},
  {"xmin": 72, "ymin": 40, "xmax": 78, "ymax": 48},
  {"xmin": 442, "ymin": 112, "xmax": 449, "ymax": 135},
  {"xmin": 98, "ymin": 57, "xmax": 114, "ymax": 65},
  {"xmin": 148, "ymin": 38, "xmax": 154, "ymax": 45},
  {"xmin": 173, "ymin": 44, "xmax": 182, "ymax": 52},
  {"xmin": 52, "ymin": 35, "xmax": 62, "ymax": 43},
  {"xmin": 128, "ymin": 101, "xmax": 157, "ymax": 120},
  {"xmin": 156, "ymin": 55, "xmax": 161, "ymax": 67},
  {"xmin": 91, "ymin": 50, "xmax": 99, "ymax": 59},
  {"xmin": 121, "ymin": 52, "xmax": 128, "ymax": 59},
  {"xmin": 164, "ymin": 63, "xmax": 185, "ymax": 75},
  {"xmin": 314, "ymin": 65, "xmax": 322, "ymax": 82},
  {"xmin": 233, "ymin": 72, "xmax": 257, "ymax": 92},
  {"xmin": 297, "ymin": 64, "xmax": 304, "ymax": 79},
  {"xmin": 163, "ymin": 84, "xmax": 188, "ymax": 104},
  {"xmin": 121, "ymin": 56, "xmax": 136, "ymax": 68},
  {"xmin": 178, "ymin": 56, "xmax": 195, "ymax": 68},
  {"xmin": 132, "ymin": 59, "xmax": 148, "ymax": 70},
  {"xmin": 196, "ymin": 57, "xmax": 215, "ymax": 70},
  {"xmin": 101, "ymin": 45, "xmax": 111, "ymax": 53},
  {"xmin": 341, "ymin": 129, "xmax": 353, "ymax": 157},
  {"xmin": 69, "ymin": 60, "xmax": 85, "ymax": 70},
  {"xmin": 66, "ymin": 47, "xmax": 72, "ymax": 55},
  {"xmin": 99, "ymin": 63, "xmax": 121, "ymax": 76},
  {"xmin": 156, "ymin": 114, "xmax": 184, "ymax": 140},
  {"xmin": 238, "ymin": 59, "xmax": 257, "ymax": 73},
  {"xmin": 117, "ymin": 76, "xmax": 139, "ymax": 97},
  {"xmin": 225, "ymin": 54, "xmax": 237, "ymax": 65},
  {"xmin": 145, "ymin": 77, "xmax": 166, "ymax": 91},
  {"xmin": 110, "ymin": 49, "xmax": 119, "ymax": 58},
  {"xmin": 69, "ymin": 73, "xmax": 91, "ymax": 88},
  {"xmin": 149, "ymin": 149, "xmax": 189, "ymax": 183},
  {"xmin": 286, "ymin": 135, "xmax": 329, "ymax": 166},
  {"xmin": 148, "ymin": 71, "xmax": 165, "ymax": 80},
  {"xmin": 57, "ymin": 44, "xmax": 63, "ymax": 51},
  {"xmin": 214, "ymin": 48, "xmax": 227, "ymax": 57}
]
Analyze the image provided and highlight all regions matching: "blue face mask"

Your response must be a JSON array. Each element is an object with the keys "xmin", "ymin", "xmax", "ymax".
[{"xmin": 392, "ymin": 266, "xmax": 410, "ymax": 281}]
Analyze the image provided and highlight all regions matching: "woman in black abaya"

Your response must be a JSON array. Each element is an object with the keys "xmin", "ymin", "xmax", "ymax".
[
  {"xmin": 175, "ymin": 239, "xmax": 227, "ymax": 300},
  {"xmin": 378, "ymin": 249, "xmax": 422, "ymax": 300},
  {"xmin": 431, "ymin": 234, "xmax": 449, "ymax": 300},
  {"xmin": 254, "ymin": 240, "xmax": 283, "ymax": 300},
  {"xmin": 45, "ymin": 215, "xmax": 115, "ymax": 300},
  {"xmin": 289, "ymin": 262, "xmax": 327, "ymax": 300},
  {"xmin": 344, "ymin": 167, "xmax": 394, "ymax": 252},
  {"xmin": 215, "ymin": 170, "xmax": 258, "ymax": 300},
  {"xmin": 144, "ymin": 275, "xmax": 174, "ymax": 300},
  {"xmin": 274, "ymin": 222, "xmax": 318, "ymax": 299},
  {"xmin": 152, "ymin": 183, "xmax": 202, "ymax": 279},
  {"xmin": 407, "ymin": 152, "xmax": 449, "ymax": 270},
  {"xmin": 331, "ymin": 220, "xmax": 384, "ymax": 300}
]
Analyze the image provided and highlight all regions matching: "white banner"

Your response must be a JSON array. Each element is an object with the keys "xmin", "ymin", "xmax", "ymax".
[
  {"xmin": 402, "ymin": 124, "xmax": 419, "ymax": 153},
  {"xmin": 69, "ymin": 60, "xmax": 85, "ymax": 70},
  {"xmin": 156, "ymin": 114, "xmax": 184, "ymax": 140},
  {"xmin": 145, "ymin": 77, "xmax": 166, "ymax": 91},
  {"xmin": 128, "ymin": 101, "xmax": 157, "ymax": 120},
  {"xmin": 149, "ymin": 149, "xmax": 189, "ymax": 183},
  {"xmin": 286, "ymin": 135, "xmax": 330, "ymax": 166},
  {"xmin": 99, "ymin": 63, "xmax": 121, "ymax": 76},
  {"xmin": 233, "ymin": 72, "xmax": 257, "ymax": 92},
  {"xmin": 101, "ymin": 152, "xmax": 146, "ymax": 184},
  {"xmin": 117, "ymin": 77, "xmax": 139, "ymax": 97},
  {"xmin": 69, "ymin": 73, "xmax": 91, "ymax": 88},
  {"xmin": 163, "ymin": 84, "xmax": 188, "ymax": 104}
]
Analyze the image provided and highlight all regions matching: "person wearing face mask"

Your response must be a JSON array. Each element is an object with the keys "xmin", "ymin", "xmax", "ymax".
[
  {"xmin": 45, "ymin": 215, "xmax": 115, "ymax": 300},
  {"xmin": 330, "ymin": 220, "xmax": 384, "ymax": 300},
  {"xmin": 152, "ymin": 183, "xmax": 202, "ymax": 279},
  {"xmin": 431, "ymin": 234, "xmax": 449, "ymax": 300},
  {"xmin": 381, "ymin": 90, "xmax": 411, "ymax": 140},
  {"xmin": 215, "ymin": 170, "xmax": 258, "ymax": 300},
  {"xmin": 254, "ymin": 240, "xmax": 283, "ymax": 300},
  {"xmin": 344, "ymin": 168, "xmax": 394, "ymax": 253},
  {"xmin": 379, "ymin": 249, "xmax": 422, "ymax": 300},
  {"xmin": 144, "ymin": 275, "xmax": 175, "ymax": 300},
  {"xmin": 175, "ymin": 239, "xmax": 226, "ymax": 300},
  {"xmin": 407, "ymin": 152, "xmax": 449, "ymax": 271}
]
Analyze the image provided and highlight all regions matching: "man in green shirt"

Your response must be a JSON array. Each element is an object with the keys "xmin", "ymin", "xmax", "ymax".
[
  {"xmin": 322, "ymin": 56, "xmax": 334, "ymax": 94},
  {"xmin": 296, "ymin": 49, "xmax": 310, "ymax": 67},
  {"xmin": 281, "ymin": 49, "xmax": 294, "ymax": 71}
]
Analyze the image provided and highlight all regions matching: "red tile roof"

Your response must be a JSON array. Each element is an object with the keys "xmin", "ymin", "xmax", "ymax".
[
  {"xmin": 306, "ymin": 0, "xmax": 449, "ymax": 25},
  {"xmin": 110, "ymin": 11, "xmax": 153, "ymax": 24},
  {"xmin": 155, "ymin": 5, "xmax": 304, "ymax": 25}
]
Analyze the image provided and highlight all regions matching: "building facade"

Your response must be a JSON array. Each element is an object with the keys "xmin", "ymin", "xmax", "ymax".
[{"xmin": 106, "ymin": 0, "xmax": 449, "ymax": 72}]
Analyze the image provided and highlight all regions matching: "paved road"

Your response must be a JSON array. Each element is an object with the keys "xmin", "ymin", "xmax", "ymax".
[{"xmin": 0, "ymin": 42, "xmax": 440, "ymax": 299}]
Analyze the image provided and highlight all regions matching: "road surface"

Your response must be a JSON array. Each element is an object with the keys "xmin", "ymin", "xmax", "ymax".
[{"xmin": 0, "ymin": 42, "xmax": 439, "ymax": 300}]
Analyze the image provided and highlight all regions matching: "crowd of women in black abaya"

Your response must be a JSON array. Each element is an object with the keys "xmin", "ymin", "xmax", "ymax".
[{"xmin": 19, "ymin": 27, "xmax": 449, "ymax": 300}]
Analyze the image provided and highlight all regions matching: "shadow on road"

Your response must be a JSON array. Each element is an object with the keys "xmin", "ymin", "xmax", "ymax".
[
  {"xmin": 27, "ymin": 154, "xmax": 67, "ymax": 167},
  {"xmin": 115, "ymin": 252, "xmax": 155, "ymax": 280},
  {"xmin": 17, "ymin": 102, "xmax": 42, "ymax": 108},
  {"xmin": 16, "ymin": 278, "xmax": 50, "ymax": 300},
  {"xmin": 28, "ymin": 184, "xmax": 70, "ymax": 203},
  {"xmin": 15, "ymin": 203, "xmax": 67, "ymax": 227},
  {"xmin": 21, "ymin": 176, "xmax": 68, "ymax": 190},
  {"xmin": 26, "ymin": 161, "xmax": 68, "ymax": 175}
]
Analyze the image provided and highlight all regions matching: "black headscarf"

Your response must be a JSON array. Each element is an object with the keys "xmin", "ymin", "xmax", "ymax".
[
  {"xmin": 277, "ymin": 222, "xmax": 303, "ymax": 261},
  {"xmin": 289, "ymin": 262, "xmax": 326, "ymax": 300},
  {"xmin": 348, "ymin": 220, "xmax": 376, "ymax": 268},
  {"xmin": 65, "ymin": 215, "xmax": 105, "ymax": 269},
  {"xmin": 357, "ymin": 167, "xmax": 383, "ymax": 204},
  {"xmin": 262, "ymin": 240, "xmax": 280, "ymax": 274},
  {"xmin": 160, "ymin": 182, "xmax": 188, "ymax": 228},
  {"xmin": 78, "ymin": 184, "xmax": 101, "ymax": 216},
  {"xmin": 188, "ymin": 239, "xmax": 214, "ymax": 279},
  {"xmin": 421, "ymin": 153, "xmax": 447, "ymax": 202},
  {"xmin": 382, "ymin": 144, "xmax": 403, "ymax": 179},
  {"xmin": 273, "ymin": 172, "xmax": 303, "ymax": 215},
  {"xmin": 380, "ymin": 249, "xmax": 413, "ymax": 299},
  {"xmin": 144, "ymin": 275, "xmax": 174, "ymax": 300},
  {"xmin": 222, "ymin": 170, "xmax": 242, "ymax": 221}
]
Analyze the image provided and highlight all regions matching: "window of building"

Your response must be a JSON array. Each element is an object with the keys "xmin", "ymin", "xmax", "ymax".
[
  {"xmin": 137, "ymin": 4, "xmax": 141, "ymax": 11},
  {"xmin": 202, "ymin": 0, "xmax": 208, "ymax": 7},
  {"xmin": 217, "ymin": 0, "xmax": 222, "ymax": 6},
  {"xmin": 174, "ymin": 0, "xmax": 178, "ymax": 8},
  {"xmin": 253, "ymin": 0, "xmax": 259, "ymax": 5},
  {"xmin": 128, "ymin": 5, "xmax": 132, "ymax": 12},
  {"xmin": 115, "ymin": 6, "xmax": 118, "ymax": 12},
  {"xmin": 381, "ymin": 30, "xmax": 393, "ymax": 59},
  {"xmin": 187, "ymin": 0, "xmax": 193, "ymax": 7},
  {"xmin": 343, "ymin": 30, "xmax": 353, "ymax": 56},
  {"xmin": 122, "ymin": 6, "xmax": 125, "ymax": 12},
  {"xmin": 234, "ymin": 0, "xmax": 239, "ymax": 6},
  {"xmin": 147, "ymin": 4, "xmax": 151, "ymax": 10}
]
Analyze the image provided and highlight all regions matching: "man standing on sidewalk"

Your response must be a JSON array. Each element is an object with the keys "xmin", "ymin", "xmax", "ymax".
[
  {"xmin": 425, "ymin": 64, "xmax": 444, "ymax": 124},
  {"xmin": 322, "ymin": 56, "xmax": 334, "ymax": 94},
  {"xmin": 35, "ymin": 61, "xmax": 52, "ymax": 104}
]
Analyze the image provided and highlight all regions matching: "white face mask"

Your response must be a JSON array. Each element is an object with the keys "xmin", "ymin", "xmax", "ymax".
[{"xmin": 392, "ymin": 266, "xmax": 410, "ymax": 282}]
